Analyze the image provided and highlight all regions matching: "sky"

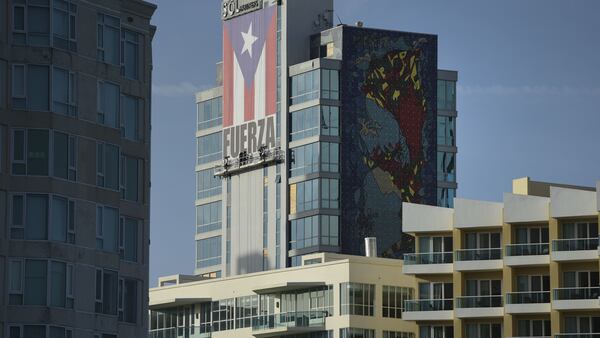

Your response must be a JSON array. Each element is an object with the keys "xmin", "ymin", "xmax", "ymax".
[{"xmin": 147, "ymin": 0, "xmax": 600, "ymax": 286}]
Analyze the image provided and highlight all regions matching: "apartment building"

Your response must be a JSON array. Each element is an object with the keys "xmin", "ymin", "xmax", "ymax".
[
  {"xmin": 194, "ymin": 0, "xmax": 458, "ymax": 278},
  {"xmin": 402, "ymin": 177, "xmax": 600, "ymax": 338},
  {"xmin": 0, "ymin": 0, "xmax": 156, "ymax": 337}
]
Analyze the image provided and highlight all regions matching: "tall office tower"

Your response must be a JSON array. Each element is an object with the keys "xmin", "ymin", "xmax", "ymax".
[
  {"xmin": 195, "ymin": 0, "xmax": 457, "ymax": 277},
  {"xmin": 0, "ymin": 1, "xmax": 156, "ymax": 337}
]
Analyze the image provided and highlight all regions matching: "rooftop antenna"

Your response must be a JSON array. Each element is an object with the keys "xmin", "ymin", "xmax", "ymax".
[{"xmin": 325, "ymin": 9, "xmax": 343, "ymax": 25}]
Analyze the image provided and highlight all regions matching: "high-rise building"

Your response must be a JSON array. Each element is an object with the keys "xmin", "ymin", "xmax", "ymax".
[
  {"xmin": 0, "ymin": 0, "xmax": 156, "ymax": 337},
  {"xmin": 194, "ymin": 0, "xmax": 457, "ymax": 278}
]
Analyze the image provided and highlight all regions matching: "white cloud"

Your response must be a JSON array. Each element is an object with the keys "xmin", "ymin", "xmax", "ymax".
[
  {"xmin": 152, "ymin": 82, "xmax": 209, "ymax": 97},
  {"xmin": 457, "ymin": 84, "xmax": 600, "ymax": 96}
]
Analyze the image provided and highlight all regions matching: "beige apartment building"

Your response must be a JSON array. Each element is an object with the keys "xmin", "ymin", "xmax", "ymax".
[
  {"xmin": 0, "ymin": 0, "xmax": 156, "ymax": 337},
  {"xmin": 150, "ymin": 177, "xmax": 600, "ymax": 338}
]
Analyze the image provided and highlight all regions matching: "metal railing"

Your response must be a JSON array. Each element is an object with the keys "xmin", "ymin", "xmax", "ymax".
[
  {"xmin": 403, "ymin": 299, "xmax": 453, "ymax": 312},
  {"xmin": 403, "ymin": 252, "xmax": 453, "ymax": 265},
  {"xmin": 455, "ymin": 248, "xmax": 502, "ymax": 261},
  {"xmin": 252, "ymin": 311, "xmax": 327, "ymax": 331},
  {"xmin": 148, "ymin": 327, "xmax": 211, "ymax": 338},
  {"xmin": 553, "ymin": 286, "xmax": 600, "ymax": 300},
  {"xmin": 505, "ymin": 291, "xmax": 550, "ymax": 304},
  {"xmin": 505, "ymin": 243, "xmax": 550, "ymax": 256},
  {"xmin": 552, "ymin": 238, "xmax": 599, "ymax": 251},
  {"xmin": 455, "ymin": 295, "xmax": 503, "ymax": 308}
]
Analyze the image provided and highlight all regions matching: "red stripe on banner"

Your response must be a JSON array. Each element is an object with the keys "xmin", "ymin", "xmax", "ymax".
[
  {"xmin": 265, "ymin": 11, "xmax": 277, "ymax": 116},
  {"xmin": 244, "ymin": 83, "xmax": 255, "ymax": 122},
  {"xmin": 223, "ymin": 27, "xmax": 234, "ymax": 127}
]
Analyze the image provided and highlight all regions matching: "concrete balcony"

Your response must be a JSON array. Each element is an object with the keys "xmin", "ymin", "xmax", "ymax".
[
  {"xmin": 252, "ymin": 311, "xmax": 327, "ymax": 337},
  {"xmin": 504, "ymin": 243, "xmax": 551, "ymax": 266},
  {"xmin": 455, "ymin": 295, "xmax": 504, "ymax": 318},
  {"xmin": 402, "ymin": 252, "xmax": 453, "ymax": 275},
  {"xmin": 552, "ymin": 287, "xmax": 600, "ymax": 311},
  {"xmin": 454, "ymin": 248, "xmax": 503, "ymax": 271},
  {"xmin": 402, "ymin": 299, "xmax": 454, "ymax": 321},
  {"xmin": 505, "ymin": 291, "xmax": 551, "ymax": 314},
  {"xmin": 552, "ymin": 238, "xmax": 599, "ymax": 262}
]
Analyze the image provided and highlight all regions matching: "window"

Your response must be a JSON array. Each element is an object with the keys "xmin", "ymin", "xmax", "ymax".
[
  {"xmin": 320, "ymin": 215, "xmax": 339, "ymax": 246},
  {"xmin": 234, "ymin": 296, "xmax": 257, "ymax": 329},
  {"xmin": 9, "ymin": 259, "xmax": 72, "ymax": 308},
  {"xmin": 0, "ymin": 60, "xmax": 7, "ymax": 108},
  {"xmin": 119, "ymin": 278, "xmax": 138, "ymax": 323},
  {"xmin": 122, "ymin": 30, "xmax": 139, "ymax": 79},
  {"xmin": 53, "ymin": 131, "xmax": 77, "ymax": 181},
  {"xmin": 196, "ymin": 201, "xmax": 222, "ymax": 234},
  {"xmin": 197, "ymin": 132, "xmax": 222, "ymax": 165},
  {"xmin": 97, "ymin": 81, "xmax": 120, "ymax": 128},
  {"xmin": 97, "ymin": 14, "xmax": 120, "ymax": 65},
  {"xmin": 437, "ymin": 80, "xmax": 456, "ymax": 110},
  {"xmin": 437, "ymin": 151, "xmax": 456, "ymax": 182},
  {"xmin": 321, "ymin": 106, "xmax": 339, "ymax": 136},
  {"xmin": 562, "ymin": 221, "xmax": 598, "ymax": 239},
  {"xmin": 196, "ymin": 236, "xmax": 222, "ymax": 269},
  {"xmin": 12, "ymin": 0, "xmax": 76, "ymax": 50},
  {"xmin": 321, "ymin": 69, "xmax": 339, "ymax": 100},
  {"xmin": 289, "ymin": 215, "xmax": 339, "ymax": 250},
  {"xmin": 10, "ymin": 193, "xmax": 74, "ymax": 242},
  {"xmin": 464, "ymin": 279, "xmax": 502, "ymax": 307},
  {"xmin": 24, "ymin": 194, "xmax": 47, "ymax": 240},
  {"xmin": 382, "ymin": 285, "xmax": 413, "ymax": 319},
  {"xmin": 320, "ymin": 142, "xmax": 339, "ymax": 172},
  {"xmin": 437, "ymin": 187, "xmax": 455, "ymax": 208},
  {"xmin": 419, "ymin": 326, "xmax": 454, "ymax": 338},
  {"xmin": 52, "ymin": 67, "xmax": 76, "ymax": 116},
  {"xmin": 280, "ymin": 286, "xmax": 333, "ymax": 317},
  {"xmin": 320, "ymin": 178, "xmax": 339, "ymax": 209},
  {"xmin": 120, "ymin": 217, "xmax": 139, "ymax": 262},
  {"xmin": 290, "ymin": 70, "xmax": 319, "ymax": 105},
  {"xmin": 96, "ymin": 206, "xmax": 119, "ymax": 252},
  {"xmin": 437, "ymin": 116, "xmax": 455, "ymax": 146},
  {"xmin": 121, "ymin": 155, "xmax": 139, "ymax": 201},
  {"xmin": 564, "ymin": 316, "xmax": 600, "ymax": 334},
  {"xmin": 196, "ymin": 168, "xmax": 221, "ymax": 199},
  {"xmin": 122, "ymin": 95, "xmax": 141, "ymax": 141},
  {"xmin": 96, "ymin": 142, "xmax": 119, "ymax": 190},
  {"xmin": 383, "ymin": 332, "xmax": 414, "ymax": 338},
  {"xmin": 289, "ymin": 179, "xmax": 318, "ymax": 213},
  {"xmin": 197, "ymin": 97, "xmax": 223, "ymax": 131},
  {"xmin": 340, "ymin": 283, "xmax": 375, "ymax": 316},
  {"xmin": 340, "ymin": 328, "xmax": 375, "ymax": 338},
  {"xmin": 11, "ymin": 129, "xmax": 75, "ymax": 179},
  {"xmin": 290, "ymin": 142, "xmax": 318, "ymax": 177},
  {"xmin": 9, "ymin": 325, "xmax": 73, "ymax": 338},
  {"xmin": 11, "ymin": 64, "xmax": 50, "ymax": 111},
  {"xmin": 465, "ymin": 323, "xmax": 502, "ymax": 338},
  {"xmin": 290, "ymin": 105, "xmax": 340, "ymax": 141},
  {"xmin": 95, "ymin": 269, "xmax": 118, "ymax": 315},
  {"xmin": 52, "ymin": 0, "xmax": 77, "ymax": 51},
  {"xmin": 517, "ymin": 319, "xmax": 551, "ymax": 337}
]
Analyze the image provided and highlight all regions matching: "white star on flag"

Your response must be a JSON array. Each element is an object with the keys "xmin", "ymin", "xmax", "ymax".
[{"xmin": 241, "ymin": 22, "xmax": 259, "ymax": 58}]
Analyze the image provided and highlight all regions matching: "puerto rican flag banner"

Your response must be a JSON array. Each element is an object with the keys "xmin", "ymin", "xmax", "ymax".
[{"xmin": 223, "ymin": 4, "xmax": 277, "ymax": 127}]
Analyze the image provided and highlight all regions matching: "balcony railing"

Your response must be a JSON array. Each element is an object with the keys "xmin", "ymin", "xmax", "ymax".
[
  {"xmin": 553, "ymin": 287, "xmax": 600, "ymax": 300},
  {"xmin": 149, "ymin": 327, "xmax": 211, "ymax": 338},
  {"xmin": 555, "ymin": 334, "xmax": 600, "ymax": 338},
  {"xmin": 505, "ymin": 243, "xmax": 550, "ymax": 256},
  {"xmin": 505, "ymin": 291, "xmax": 551, "ymax": 304},
  {"xmin": 404, "ymin": 299, "xmax": 453, "ymax": 312},
  {"xmin": 456, "ymin": 295, "xmax": 503, "ymax": 308},
  {"xmin": 404, "ymin": 252, "xmax": 453, "ymax": 265},
  {"xmin": 252, "ymin": 311, "xmax": 327, "ymax": 332},
  {"xmin": 552, "ymin": 238, "xmax": 599, "ymax": 251},
  {"xmin": 455, "ymin": 248, "xmax": 502, "ymax": 261}
]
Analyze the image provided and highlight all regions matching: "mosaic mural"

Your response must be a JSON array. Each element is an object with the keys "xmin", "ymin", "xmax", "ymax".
[{"xmin": 340, "ymin": 27, "xmax": 438, "ymax": 257}]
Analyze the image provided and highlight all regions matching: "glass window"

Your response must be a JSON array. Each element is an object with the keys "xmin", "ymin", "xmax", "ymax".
[
  {"xmin": 437, "ymin": 187, "xmax": 455, "ymax": 208},
  {"xmin": 120, "ymin": 217, "xmax": 139, "ymax": 262},
  {"xmin": 289, "ymin": 215, "xmax": 319, "ymax": 250},
  {"xmin": 95, "ymin": 269, "xmax": 118, "ymax": 315},
  {"xmin": 382, "ymin": 285, "xmax": 413, "ymax": 319},
  {"xmin": 290, "ymin": 70, "xmax": 320, "ymax": 105},
  {"xmin": 320, "ymin": 142, "xmax": 339, "ymax": 172},
  {"xmin": 383, "ymin": 332, "xmax": 414, "ymax": 338},
  {"xmin": 438, "ymin": 80, "xmax": 456, "ymax": 111},
  {"xmin": 234, "ymin": 295, "xmax": 257, "ymax": 329},
  {"xmin": 321, "ymin": 178, "xmax": 339, "ymax": 209},
  {"xmin": 8, "ymin": 260, "xmax": 23, "ymax": 305},
  {"xmin": 97, "ymin": 13, "xmax": 120, "ymax": 65},
  {"xmin": 26, "ymin": 194, "xmax": 48, "ymax": 240},
  {"xmin": 53, "ymin": 131, "xmax": 76, "ymax": 181},
  {"xmin": 196, "ymin": 201, "xmax": 222, "ymax": 234},
  {"xmin": 52, "ymin": 0, "xmax": 77, "ymax": 51},
  {"xmin": 122, "ymin": 95, "xmax": 141, "ymax": 141},
  {"xmin": 121, "ymin": 155, "xmax": 139, "ymax": 201},
  {"xmin": 50, "ymin": 261, "xmax": 66, "ymax": 307},
  {"xmin": 290, "ymin": 142, "xmax": 318, "ymax": 177},
  {"xmin": 437, "ymin": 151, "xmax": 456, "ymax": 182},
  {"xmin": 123, "ymin": 30, "xmax": 139, "ymax": 79},
  {"xmin": 121, "ymin": 278, "xmax": 138, "ymax": 323},
  {"xmin": 28, "ymin": 2, "xmax": 51, "ymax": 46},
  {"xmin": 24, "ymin": 260, "xmax": 47, "ymax": 306},
  {"xmin": 196, "ymin": 168, "xmax": 222, "ymax": 199},
  {"xmin": 29, "ymin": 65, "xmax": 50, "ymax": 111},
  {"xmin": 27, "ymin": 129, "xmax": 50, "ymax": 175},
  {"xmin": 320, "ymin": 215, "xmax": 339, "ymax": 246},
  {"xmin": 197, "ymin": 97, "xmax": 223, "ymax": 131},
  {"xmin": 0, "ymin": 60, "xmax": 6, "ymax": 108},
  {"xmin": 50, "ymin": 196, "xmax": 67, "ymax": 242},
  {"xmin": 340, "ymin": 283, "xmax": 375, "ymax": 316},
  {"xmin": 197, "ymin": 132, "xmax": 222, "ymax": 165},
  {"xmin": 290, "ymin": 105, "xmax": 319, "ymax": 141},
  {"xmin": 11, "ymin": 64, "xmax": 26, "ymax": 109},
  {"xmin": 340, "ymin": 328, "xmax": 375, "ymax": 338},
  {"xmin": 196, "ymin": 236, "xmax": 222, "ymax": 269},
  {"xmin": 97, "ymin": 81, "xmax": 120, "ymax": 128},
  {"xmin": 321, "ymin": 69, "xmax": 339, "ymax": 100},
  {"xmin": 96, "ymin": 142, "xmax": 119, "ymax": 190},
  {"xmin": 437, "ymin": 116, "xmax": 456, "ymax": 146},
  {"xmin": 96, "ymin": 206, "xmax": 118, "ymax": 253},
  {"xmin": 52, "ymin": 67, "xmax": 76, "ymax": 116}
]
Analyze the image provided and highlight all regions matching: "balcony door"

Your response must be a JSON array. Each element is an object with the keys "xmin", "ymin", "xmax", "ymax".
[
  {"xmin": 562, "ymin": 222, "xmax": 598, "ymax": 239},
  {"xmin": 466, "ymin": 279, "xmax": 501, "ymax": 307},
  {"xmin": 565, "ymin": 316, "xmax": 600, "ymax": 334},
  {"xmin": 563, "ymin": 271, "xmax": 600, "ymax": 288},
  {"xmin": 516, "ymin": 275, "xmax": 550, "ymax": 292},
  {"xmin": 515, "ymin": 227, "xmax": 549, "ymax": 244},
  {"xmin": 517, "ymin": 319, "xmax": 551, "ymax": 337}
]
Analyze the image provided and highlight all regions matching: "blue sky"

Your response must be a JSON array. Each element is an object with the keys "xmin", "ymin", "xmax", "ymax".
[{"xmin": 147, "ymin": 0, "xmax": 600, "ymax": 285}]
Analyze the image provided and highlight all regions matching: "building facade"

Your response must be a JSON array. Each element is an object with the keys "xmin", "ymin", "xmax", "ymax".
[
  {"xmin": 194, "ymin": 0, "xmax": 458, "ymax": 278},
  {"xmin": 0, "ymin": 0, "xmax": 156, "ymax": 337},
  {"xmin": 402, "ymin": 177, "xmax": 600, "ymax": 338},
  {"xmin": 151, "ymin": 177, "xmax": 600, "ymax": 338}
]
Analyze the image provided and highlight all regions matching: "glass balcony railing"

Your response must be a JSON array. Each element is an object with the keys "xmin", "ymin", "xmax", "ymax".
[
  {"xmin": 252, "ymin": 311, "xmax": 327, "ymax": 331},
  {"xmin": 149, "ymin": 327, "xmax": 211, "ymax": 338},
  {"xmin": 552, "ymin": 238, "xmax": 599, "ymax": 251},
  {"xmin": 455, "ymin": 248, "xmax": 502, "ymax": 261},
  {"xmin": 403, "ymin": 252, "xmax": 453, "ymax": 265},
  {"xmin": 404, "ymin": 299, "xmax": 453, "ymax": 312},
  {"xmin": 555, "ymin": 334, "xmax": 600, "ymax": 338},
  {"xmin": 505, "ymin": 291, "xmax": 551, "ymax": 304},
  {"xmin": 553, "ymin": 287, "xmax": 600, "ymax": 300},
  {"xmin": 505, "ymin": 243, "xmax": 550, "ymax": 256},
  {"xmin": 456, "ymin": 295, "xmax": 503, "ymax": 308}
]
